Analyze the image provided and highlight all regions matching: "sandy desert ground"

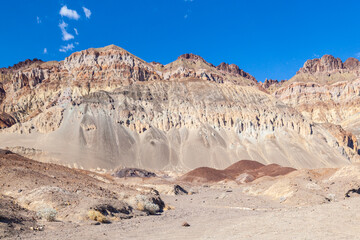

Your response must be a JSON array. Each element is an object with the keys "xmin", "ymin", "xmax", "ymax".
[
  {"xmin": 2, "ymin": 150, "xmax": 360, "ymax": 240},
  {"xmin": 18, "ymin": 185, "xmax": 360, "ymax": 240}
]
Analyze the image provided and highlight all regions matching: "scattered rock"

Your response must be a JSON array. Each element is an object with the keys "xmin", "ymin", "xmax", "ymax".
[
  {"xmin": 345, "ymin": 188, "xmax": 360, "ymax": 198},
  {"xmin": 182, "ymin": 222, "xmax": 190, "ymax": 227},
  {"xmin": 112, "ymin": 168, "xmax": 156, "ymax": 178},
  {"xmin": 325, "ymin": 194, "xmax": 336, "ymax": 202},
  {"xmin": 173, "ymin": 185, "xmax": 188, "ymax": 195}
]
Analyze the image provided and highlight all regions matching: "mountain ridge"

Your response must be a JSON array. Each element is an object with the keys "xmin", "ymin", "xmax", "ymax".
[{"xmin": 0, "ymin": 46, "xmax": 358, "ymax": 170}]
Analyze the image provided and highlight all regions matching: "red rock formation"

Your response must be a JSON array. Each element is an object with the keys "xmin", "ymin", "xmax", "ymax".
[
  {"xmin": 262, "ymin": 79, "xmax": 287, "ymax": 90},
  {"xmin": 177, "ymin": 53, "xmax": 206, "ymax": 62},
  {"xmin": 344, "ymin": 57, "xmax": 360, "ymax": 70},
  {"xmin": 216, "ymin": 62, "xmax": 257, "ymax": 82},
  {"xmin": 298, "ymin": 55, "xmax": 344, "ymax": 74}
]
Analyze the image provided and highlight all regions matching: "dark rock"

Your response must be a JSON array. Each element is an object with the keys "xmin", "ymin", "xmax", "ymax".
[
  {"xmin": 182, "ymin": 221, "xmax": 190, "ymax": 227},
  {"xmin": 173, "ymin": 185, "xmax": 188, "ymax": 195},
  {"xmin": 112, "ymin": 168, "xmax": 156, "ymax": 178}
]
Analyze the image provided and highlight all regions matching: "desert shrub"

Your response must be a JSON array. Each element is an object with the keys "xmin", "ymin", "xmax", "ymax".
[
  {"xmin": 87, "ymin": 210, "xmax": 110, "ymax": 223},
  {"xmin": 133, "ymin": 195, "xmax": 160, "ymax": 215},
  {"xmin": 36, "ymin": 207, "xmax": 57, "ymax": 222}
]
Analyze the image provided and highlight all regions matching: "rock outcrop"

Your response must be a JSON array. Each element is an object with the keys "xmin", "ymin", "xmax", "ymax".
[
  {"xmin": 261, "ymin": 79, "xmax": 287, "ymax": 93},
  {"xmin": 273, "ymin": 55, "xmax": 360, "ymax": 149},
  {"xmin": 216, "ymin": 62, "xmax": 257, "ymax": 82},
  {"xmin": 298, "ymin": 55, "xmax": 344, "ymax": 74}
]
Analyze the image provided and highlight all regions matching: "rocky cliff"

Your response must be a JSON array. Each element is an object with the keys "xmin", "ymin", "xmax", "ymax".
[
  {"xmin": 273, "ymin": 55, "xmax": 360, "ymax": 150},
  {"xmin": 0, "ymin": 47, "xmax": 358, "ymax": 170}
]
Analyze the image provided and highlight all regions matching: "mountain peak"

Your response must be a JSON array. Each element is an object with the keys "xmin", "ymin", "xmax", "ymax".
[
  {"xmin": 93, "ymin": 44, "xmax": 126, "ymax": 52},
  {"xmin": 298, "ymin": 54, "xmax": 344, "ymax": 74},
  {"xmin": 177, "ymin": 53, "xmax": 206, "ymax": 62},
  {"xmin": 344, "ymin": 57, "xmax": 360, "ymax": 70},
  {"xmin": 1, "ymin": 58, "xmax": 43, "ymax": 72}
]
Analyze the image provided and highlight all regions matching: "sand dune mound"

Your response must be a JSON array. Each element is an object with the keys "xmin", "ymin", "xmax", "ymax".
[
  {"xmin": 225, "ymin": 160, "xmax": 265, "ymax": 171},
  {"xmin": 251, "ymin": 164, "xmax": 296, "ymax": 178},
  {"xmin": 179, "ymin": 160, "xmax": 296, "ymax": 183},
  {"xmin": 179, "ymin": 167, "xmax": 228, "ymax": 183},
  {"xmin": 224, "ymin": 160, "xmax": 265, "ymax": 177}
]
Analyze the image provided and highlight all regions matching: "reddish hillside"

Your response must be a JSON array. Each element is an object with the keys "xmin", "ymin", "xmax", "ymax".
[
  {"xmin": 179, "ymin": 160, "xmax": 296, "ymax": 183},
  {"xmin": 179, "ymin": 167, "xmax": 228, "ymax": 183}
]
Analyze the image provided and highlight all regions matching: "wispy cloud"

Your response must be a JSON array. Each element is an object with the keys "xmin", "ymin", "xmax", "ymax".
[
  {"xmin": 43, "ymin": 48, "xmax": 47, "ymax": 54},
  {"xmin": 60, "ymin": 5, "xmax": 80, "ymax": 20},
  {"xmin": 36, "ymin": 16, "xmax": 41, "ymax": 24},
  {"xmin": 83, "ymin": 7, "xmax": 91, "ymax": 19},
  {"xmin": 59, "ymin": 21, "xmax": 74, "ymax": 41},
  {"xmin": 74, "ymin": 28, "xmax": 79, "ymax": 35},
  {"xmin": 59, "ymin": 43, "xmax": 75, "ymax": 52},
  {"xmin": 184, "ymin": 0, "xmax": 194, "ymax": 2},
  {"xmin": 184, "ymin": 14, "xmax": 188, "ymax": 19}
]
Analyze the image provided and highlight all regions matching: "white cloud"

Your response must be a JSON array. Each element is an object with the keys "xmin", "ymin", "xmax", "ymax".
[
  {"xmin": 74, "ymin": 28, "xmax": 78, "ymax": 35},
  {"xmin": 59, "ymin": 21, "xmax": 74, "ymax": 41},
  {"xmin": 82, "ymin": 7, "xmax": 91, "ymax": 19},
  {"xmin": 356, "ymin": 52, "xmax": 360, "ymax": 58},
  {"xmin": 184, "ymin": 14, "xmax": 188, "ymax": 19},
  {"xmin": 36, "ymin": 16, "xmax": 41, "ymax": 24},
  {"xmin": 184, "ymin": 0, "xmax": 194, "ymax": 2},
  {"xmin": 60, "ymin": 5, "xmax": 80, "ymax": 20},
  {"xmin": 43, "ymin": 48, "xmax": 47, "ymax": 54},
  {"xmin": 59, "ymin": 43, "xmax": 75, "ymax": 52}
]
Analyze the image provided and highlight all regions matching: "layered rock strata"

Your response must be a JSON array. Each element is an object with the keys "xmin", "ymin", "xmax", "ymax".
[{"xmin": 0, "ymin": 47, "xmax": 358, "ymax": 170}]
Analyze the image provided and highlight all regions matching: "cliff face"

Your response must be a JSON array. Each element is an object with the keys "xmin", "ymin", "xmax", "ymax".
[
  {"xmin": 297, "ymin": 55, "xmax": 344, "ymax": 74},
  {"xmin": 273, "ymin": 55, "xmax": 360, "ymax": 150},
  {"xmin": 261, "ymin": 79, "xmax": 287, "ymax": 93},
  {"xmin": 0, "ymin": 48, "xmax": 358, "ymax": 170}
]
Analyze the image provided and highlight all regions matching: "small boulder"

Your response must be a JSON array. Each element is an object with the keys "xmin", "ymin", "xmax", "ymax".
[{"xmin": 182, "ymin": 222, "xmax": 190, "ymax": 227}]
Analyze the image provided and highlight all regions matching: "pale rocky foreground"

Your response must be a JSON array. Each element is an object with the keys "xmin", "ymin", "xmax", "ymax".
[
  {"xmin": 1, "ymin": 150, "xmax": 359, "ymax": 240},
  {"xmin": 22, "ymin": 185, "xmax": 360, "ymax": 240}
]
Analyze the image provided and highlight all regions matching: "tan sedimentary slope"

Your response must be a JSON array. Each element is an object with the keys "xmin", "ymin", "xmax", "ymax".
[
  {"xmin": 272, "ymin": 55, "xmax": 360, "ymax": 150},
  {"xmin": 244, "ymin": 163, "xmax": 360, "ymax": 205},
  {"xmin": 0, "ymin": 46, "xmax": 358, "ymax": 170}
]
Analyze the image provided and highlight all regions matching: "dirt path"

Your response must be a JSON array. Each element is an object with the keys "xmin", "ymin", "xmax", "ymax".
[{"xmin": 17, "ymin": 186, "xmax": 360, "ymax": 240}]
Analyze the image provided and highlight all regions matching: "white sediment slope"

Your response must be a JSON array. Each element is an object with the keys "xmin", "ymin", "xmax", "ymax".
[{"xmin": 0, "ymin": 81, "xmax": 354, "ymax": 170}]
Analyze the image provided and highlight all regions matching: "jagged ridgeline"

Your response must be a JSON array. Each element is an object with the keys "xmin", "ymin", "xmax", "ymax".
[{"xmin": 0, "ymin": 45, "xmax": 358, "ymax": 170}]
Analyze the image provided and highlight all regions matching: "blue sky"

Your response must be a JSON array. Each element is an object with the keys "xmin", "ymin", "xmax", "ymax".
[{"xmin": 1, "ymin": 0, "xmax": 360, "ymax": 81}]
